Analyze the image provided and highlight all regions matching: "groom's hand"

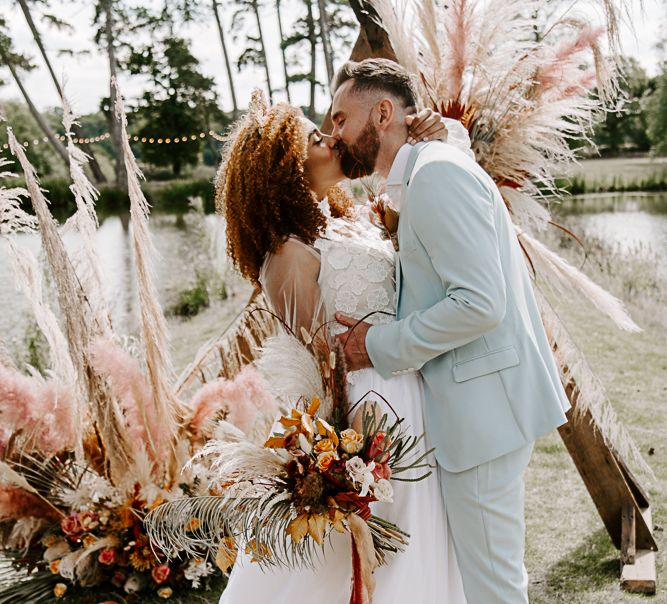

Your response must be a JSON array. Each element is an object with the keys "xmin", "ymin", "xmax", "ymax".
[{"xmin": 334, "ymin": 313, "xmax": 373, "ymax": 372}]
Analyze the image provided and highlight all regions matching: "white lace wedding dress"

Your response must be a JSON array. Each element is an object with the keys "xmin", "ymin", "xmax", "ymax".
[{"xmin": 219, "ymin": 202, "xmax": 466, "ymax": 604}]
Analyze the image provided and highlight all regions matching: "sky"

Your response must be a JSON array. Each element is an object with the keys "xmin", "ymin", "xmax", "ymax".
[{"xmin": 0, "ymin": 0, "xmax": 665, "ymax": 118}]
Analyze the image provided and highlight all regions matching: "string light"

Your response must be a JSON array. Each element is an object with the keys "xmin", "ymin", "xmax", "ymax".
[{"xmin": 1, "ymin": 128, "xmax": 223, "ymax": 153}]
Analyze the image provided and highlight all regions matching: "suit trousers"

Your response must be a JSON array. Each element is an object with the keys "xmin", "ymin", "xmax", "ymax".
[{"xmin": 439, "ymin": 443, "xmax": 534, "ymax": 604}]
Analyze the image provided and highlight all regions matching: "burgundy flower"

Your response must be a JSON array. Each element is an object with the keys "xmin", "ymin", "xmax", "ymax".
[
  {"xmin": 372, "ymin": 462, "xmax": 392, "ymax": 481},
  {"xmin": 60, "ymin": 513, "xmax": 82, "ymax": 537},
  {"xmin": 152, "ymin": 563, "xmax": 171, "ymax": 585},
  {"xmin": 98, "ymin": 547, "xmax": 117, "ymax": 566},
  {"xmin": 367, "ymin": 432, "xmax": 391, "ymax": 464}
]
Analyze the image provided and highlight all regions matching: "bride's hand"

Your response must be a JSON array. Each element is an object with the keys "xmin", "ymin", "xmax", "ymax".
[{"xmin": 406, "ymin": 108, "xmax": 448, "ymax": 145}]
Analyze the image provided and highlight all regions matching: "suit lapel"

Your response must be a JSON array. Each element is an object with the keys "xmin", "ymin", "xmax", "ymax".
[{"xmin": 395, "ymin": 143, "xmax": 427, "ymax": 313}]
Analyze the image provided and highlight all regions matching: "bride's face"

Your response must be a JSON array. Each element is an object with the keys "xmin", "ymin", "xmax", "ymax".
[{"xmin": 301, "ymin": 118, "xmax": 345, "ymax": 195}]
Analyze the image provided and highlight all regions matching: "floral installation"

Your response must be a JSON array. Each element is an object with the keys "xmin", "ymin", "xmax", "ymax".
[
  {"xmin": 0, "ymin": 83, "xmax": 277, "ymax": 602},
  {"xmin": 145, "ymin": 314, "xmax": 433, "ymax": 604}
]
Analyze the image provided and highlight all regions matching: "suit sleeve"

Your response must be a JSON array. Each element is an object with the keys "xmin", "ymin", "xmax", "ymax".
[{"xmin": 366, "ymin": 160, "xmax": 507, "ymax": 378}]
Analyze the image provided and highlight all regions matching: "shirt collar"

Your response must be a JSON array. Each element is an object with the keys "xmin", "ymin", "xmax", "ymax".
[{"xmin": 385, "ymin": 143, "xmax": 413, "ymax": 211}]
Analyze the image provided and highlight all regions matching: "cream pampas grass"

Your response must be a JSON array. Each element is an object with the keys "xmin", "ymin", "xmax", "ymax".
[
  {"xmin": 61, "ymin": 92, "xmax": 112, "ymax": 336},
  {"xmin": 112, "ymin": 78, "xmax": 183, "ymax": 462},
  {"xmin": 536, "ymin": 291, "xmax": 654, "ymax": 481},
  {"xmin": 518, "ymin": 229, "xmax": 641, "ymax": 332},
  {"xmin": 6, "ymin": 127, "xmax": 133, "ymax": 480}
]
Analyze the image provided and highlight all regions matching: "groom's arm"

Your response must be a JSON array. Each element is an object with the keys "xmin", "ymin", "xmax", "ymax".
[{"xmin": 366, "ymin": 160, "xmax": 507, "ymax": 379}]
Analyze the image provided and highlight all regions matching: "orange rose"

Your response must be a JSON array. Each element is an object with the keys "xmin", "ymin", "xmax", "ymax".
[
  {"xmin": 53, "ymin": 583, "xmax": 67, "ymax": 598},
  {"xmin": 49, "ymin": 560, "xmax": 61, "ymax": 574},
  {"xmin": 317, "ymin": 451, "xmax": 338, "ymax": 472},
  {"xmin": 314, "ymin": 438, "xmax": 336, "ymax": 454},
  {"xmin": 98, "ymin": 547, "xmax": 117, "ymax": 566},
  {"xmin": 340, "ymin": 429, "xmax": 364, "ymax": 454}
]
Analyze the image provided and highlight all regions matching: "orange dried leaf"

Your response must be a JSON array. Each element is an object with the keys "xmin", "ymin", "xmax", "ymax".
[
  {"xmin": 286, "ymin": 514, "xmax": 310, "ymax": 544},
  {"xmin": 264, "ymin": 436, "xmax": 286, "ymax": 448},
  {"xmin": 308, "ymin": 514, "xmax": 327, "ymax": 545},
  {"xmin": 307, "ymin": 396, "xmax": 321, "ymax": 416}
]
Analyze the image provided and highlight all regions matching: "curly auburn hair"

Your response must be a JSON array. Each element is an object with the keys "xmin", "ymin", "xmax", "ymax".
[{"xmin": 215, "ymin": 94, "xmax": 351, "ymax": 285}]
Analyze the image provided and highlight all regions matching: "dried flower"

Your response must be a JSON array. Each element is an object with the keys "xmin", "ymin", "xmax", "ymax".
[
  {"xmin": 346, "ymin": 457, "xmax": 376, "ymax": 497},
  {"xmin": 78, "ymin": 510, "xmax": 99, "ymax": 531},
  {"xmin": 340, "ymin": 429, "xmax": 364, "ymax": 454},
  {"xmin": 373, "ymin": 479, "xmax": 394, "ymax": 503},
  {"xmin": 372, "ymin": 462, "xmax": 392, "ymax": 481},
  {"xmin": 98, "ymin": 547, "xmax": 117, "ymax": 566},
  {"xmin": 151, "ymin": 563, "xmax": 171, "ymax": 584},
  {"xmin": 368, "ymin": 432, "xmax": 391, "ymax": 463},
  {"xmin": 313, "ymin": 438, "xmax": 336, "ymax": 454},
  {"xmin": 53, "ymin": 583, "xmax": 67, "ymax": 598},
  {"xmin": 49, "ymin": 559, "xmax": 61, "ymax": 574},
  {"xmin": 317, "ymin": 451, "xmax": 338, "ymax": 472},
  {"xmin": 60, "ymin": 513, "xmax": 82, "ymax": 537},
  {"xmin": 158, "ymin": 586, "xmax": 173, "ymax": 599},
  {"xmin": 124, "ymin": 573, "xmax": 145, "ymax": 594}
]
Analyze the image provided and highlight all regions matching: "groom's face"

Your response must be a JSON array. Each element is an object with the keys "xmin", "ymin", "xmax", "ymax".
[{"xmin": 331, "ymin": 82, "xmax": 381, "ymax": 179}]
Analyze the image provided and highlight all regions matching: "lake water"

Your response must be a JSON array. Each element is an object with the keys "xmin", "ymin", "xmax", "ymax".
[{"xmin": 2, "ymin": 191, "xmax": 665, "ymax": 370}]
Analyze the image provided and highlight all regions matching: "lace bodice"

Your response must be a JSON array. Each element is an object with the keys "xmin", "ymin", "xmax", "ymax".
[{"xmin": 314, "ymin": 208, "xmax": 396, "ymax": 338}]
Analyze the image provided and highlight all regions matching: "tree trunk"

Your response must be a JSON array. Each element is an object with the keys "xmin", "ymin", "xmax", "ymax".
[
  {"xmin": 316, "ymin": 0, "xmax": 334, "ymax": 84},
  {"xmin": 103, "ymin": 0, "xmax": 127, "ymax": 192},
  {"xmin": 275, "ymin": 0, "xmax": 292, "ymax": 103},
  {"xmin": 17, "ymin": 0, "xmax": 107, "ymax": 183},
  {"xmin": 0, "ymin": 47, "xmax": 70, "ymax": 169},
  {"xmin": 212, "ymin": 0, "xmax": 239, "ymax": 118},
  {"xmin": 252, "ymin": 0, "xmax": 273, "ymax": 103},
  {"xmin": 306, "ymin": 0, "xmax": 317, "ymax": 118}
]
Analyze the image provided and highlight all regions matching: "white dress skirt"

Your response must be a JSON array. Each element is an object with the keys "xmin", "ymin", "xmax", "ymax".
[{"xmin": 220, "ymin": 209, "xmax": 466, "ymax": 603}]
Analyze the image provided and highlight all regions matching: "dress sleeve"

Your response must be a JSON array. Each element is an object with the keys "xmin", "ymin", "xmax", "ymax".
[{"xmin": 260, "ymin": 238, "xmax": 325, "ymax": 340}]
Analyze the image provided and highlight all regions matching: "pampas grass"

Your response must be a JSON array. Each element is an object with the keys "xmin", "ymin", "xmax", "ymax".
[
  {"xmin": 189, "ymin": 364, "xmax": 277, "ymax": 440},
  {"xmin": 112, "ymin": 78, "xmax": 183, "ymax": 463}
]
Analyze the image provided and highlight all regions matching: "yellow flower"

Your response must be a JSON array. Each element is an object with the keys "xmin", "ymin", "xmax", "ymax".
[
  {"xmin": 340, "ymin": 429, "xmax": 364, "ymax": 454},
  {"xmin": 49, "ymin": 559, "xmax": 61, "ymax": 574},
  {"xmin": 158, "ymin": 587, "xmax": 173, "ymax": 599},
  {"xmin": 317, "ymin": 451, "xmax": 338, "ymax": 472},
  {"xmin": 314, "ymin": 438, "xmax": 336, "ymax": 454},
  {"xmin": 82, "ymin": 535, "xmax": 97, "ymax": 548},
  {"xmin": 53, "ymin": 583, "xmax": 67, "ymax": 598},
  {"xmin": 215, "ymin": 538, "xmax": 237, "ymax": 573}
]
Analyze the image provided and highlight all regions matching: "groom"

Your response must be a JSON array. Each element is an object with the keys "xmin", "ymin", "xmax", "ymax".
[{"xmin": 331, "ymin": 59, "xmax": 570, "ymax": 604}]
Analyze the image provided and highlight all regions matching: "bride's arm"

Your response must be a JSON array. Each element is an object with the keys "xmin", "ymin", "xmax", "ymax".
[{"xmin": 261, "ymin": 238, "xmax": 325, "ymax": 342}]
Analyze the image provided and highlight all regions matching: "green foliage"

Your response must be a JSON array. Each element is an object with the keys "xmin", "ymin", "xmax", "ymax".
[
  {"xmin": 593, "ymin": 57, "xmax": 654, "ymax": 155},
  {"xmin": 0, "ymin": 101, "xmax": 55, "ymax": 174},
  {"xmin": 126, "ymin": 36, "xmax": 223, "ymax": 176},
  {"xmin": 647, "ymin": 67, "xmax": 667, "ymax": 156},
  {"xmin": 171, "ymin": 271, "xmax": 210, "ymax": 317}
]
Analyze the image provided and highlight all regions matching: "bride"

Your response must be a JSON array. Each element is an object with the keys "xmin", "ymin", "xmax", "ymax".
[{"xmin": 215, "ymin": 91, "xmax": 468, "ymax": 603}]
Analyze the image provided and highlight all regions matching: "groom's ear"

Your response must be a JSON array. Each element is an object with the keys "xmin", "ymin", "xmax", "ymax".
[{"xmin": 376, "ymin": 98, "xmax": 395, "ymax": 130}]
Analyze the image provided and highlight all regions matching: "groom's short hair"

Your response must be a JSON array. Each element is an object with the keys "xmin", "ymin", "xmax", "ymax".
[{"xmin": 331, "ymin": 59, "xmax": 417, "ymax": 110}]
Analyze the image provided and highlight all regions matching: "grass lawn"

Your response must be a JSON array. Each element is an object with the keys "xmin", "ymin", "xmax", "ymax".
[
  {"xmin": 567, "ymin": 157, "xmax": 667, "ymax": 190},
  {"xmin": 525, "ymin": 292, "xmax": 666, "ymax": 603}
]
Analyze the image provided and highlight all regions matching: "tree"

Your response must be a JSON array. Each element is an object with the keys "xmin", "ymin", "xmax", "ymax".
[
  {"xmin": 594, "ymin": 57, "xmax": 654, "ymax": 155},
  {"xmin": 127, "ymin": 36, "xmax": 222, "ymax": 175},
  {"xmin": 647, "ymin": 64, "xmax": 667, "ymax": 155},
  {"xmin": 232, "ymin": 0, "xmax": 274, "ymax": 102},
  {"xmin": 0, "ymin": 15, "xmax": 69, "ymax": 171},
  {"xmin": 93, "ymin": 0, "xmax": 131, "ymax": 190},
  {"xmin": 275, "ymin": 0, "xmax": 292, "ymax": 103},
  {"xmin": 17, "ymin": 0, "xmax": 107, "ymax": 183},
  {"xmin": 165, "ymin": 0, "xmax": 239, "ymax": 118}
]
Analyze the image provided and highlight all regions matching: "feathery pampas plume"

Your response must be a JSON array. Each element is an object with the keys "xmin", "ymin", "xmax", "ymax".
[
  {"xmin": 112, "ymin": 78, "xmax": 183, "ymax": 465},
  {"xmin": 189, "ymin": 364, "xmax": 278, "ymax": 440},
  {"xmin": 535, "ymin": 290, "xmax": 654, "ymax": 481},
  {"xmin": 6, "ymin": 126, "xmax": 133, "ymax": 480},
  {"xmin": 518, "ymin": 229, "xmax": 641, "ymax": 332},
  {"xmin": 61, "ymin": 90, "xmax": 112, "ymax": 336}
]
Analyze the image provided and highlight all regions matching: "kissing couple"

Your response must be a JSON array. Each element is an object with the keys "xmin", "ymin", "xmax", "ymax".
[{"xmin": 216, "ymin": 58, "xmax": 570, "ymax": 604}]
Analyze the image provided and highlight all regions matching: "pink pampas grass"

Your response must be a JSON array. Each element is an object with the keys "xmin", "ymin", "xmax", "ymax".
[
  {"xmin": 0, "ymin": 364, "xmax": 76, "ymax": 456},
  {"xmin": 88, "ymin": 337, "xmax": 170, "ymax": 463},
  {"xmin": 189, "ymin": 365, "xmax": 277, "ymax": 438}
]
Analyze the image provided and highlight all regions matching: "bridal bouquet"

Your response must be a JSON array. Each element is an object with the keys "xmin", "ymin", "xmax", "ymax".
[{"xmin": 145, "ymin": 323, "xmax": 433, "ymax": 603}]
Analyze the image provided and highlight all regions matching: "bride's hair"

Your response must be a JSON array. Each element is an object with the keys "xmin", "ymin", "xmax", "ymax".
[{"xmin": 215, "ymin": 91, "xmax": 351, "ymax": 285}]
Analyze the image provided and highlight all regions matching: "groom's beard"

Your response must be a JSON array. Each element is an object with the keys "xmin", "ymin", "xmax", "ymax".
[{"xmin": 338, "ymin": 118, "xmax": 380, "ymax": 179}]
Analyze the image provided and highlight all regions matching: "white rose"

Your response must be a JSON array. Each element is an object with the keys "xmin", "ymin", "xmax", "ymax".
[
  {"xmin": 373, "ymin": 478, "xmax": 394, "ymax": 503},
  {"xmin": 345, "ymin": 456, "xmax": 366, "ymax": 475}
]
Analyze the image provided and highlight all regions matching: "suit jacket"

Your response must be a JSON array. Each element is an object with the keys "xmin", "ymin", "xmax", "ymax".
[{"xmin": 366, "ymin": 142, "xmax": 570, "ymax": 472}]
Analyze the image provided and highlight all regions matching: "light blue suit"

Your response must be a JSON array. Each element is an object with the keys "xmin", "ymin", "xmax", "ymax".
[{"xmin": 366, "ymin": 142, "xmax": 570, "ymax": 603}]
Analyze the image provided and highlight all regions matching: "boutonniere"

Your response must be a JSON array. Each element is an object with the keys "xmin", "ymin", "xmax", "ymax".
[
  {"xmin": 367, "ymin": 190, "xmax": 400, "ymax": 252},
  {"xmin": 361, "ymin": 177, "xmax": 400, "ymax": 251}
]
